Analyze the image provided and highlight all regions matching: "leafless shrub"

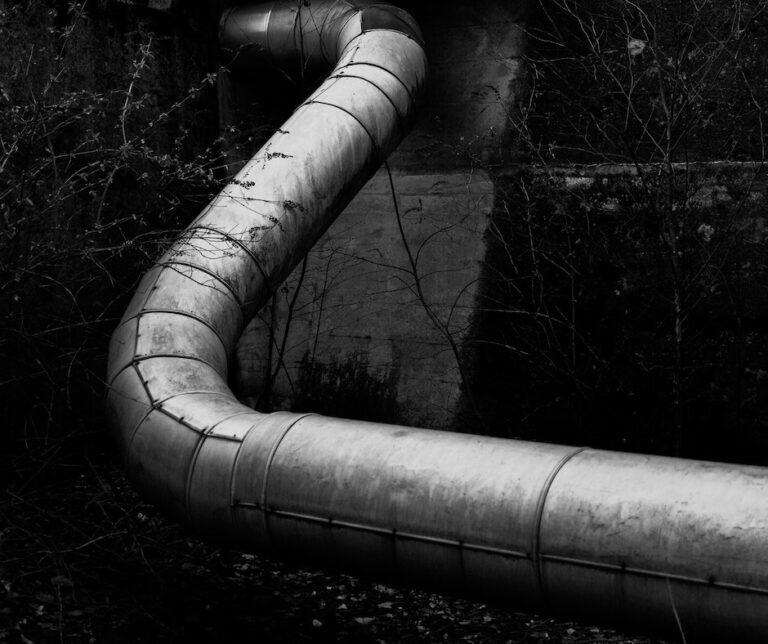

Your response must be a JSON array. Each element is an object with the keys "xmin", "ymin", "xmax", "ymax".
[{"xmin": 0, "ymin": 0, "xmax": 228, "ymax": 473}]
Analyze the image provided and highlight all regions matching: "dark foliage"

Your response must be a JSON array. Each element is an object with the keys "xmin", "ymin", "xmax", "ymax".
[
  {"xmin": 292, "ymin": 352, "xmax": 401, "ymax": 424},
  {"xmin": 456, "ymin": 0, "xmax": 768, "ymax": 464},
  {"xmin": 0, "ymin": 0, "xmax": 222, "ymax": 474},
  {"xmin": 468, "ymin": 167, "xmax": 768, "ymax": 464}
]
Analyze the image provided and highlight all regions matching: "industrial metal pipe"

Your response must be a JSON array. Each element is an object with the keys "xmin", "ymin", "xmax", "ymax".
[{"xmin": 107, "ymin": 2, "xmax": 768, "ymax": 640}]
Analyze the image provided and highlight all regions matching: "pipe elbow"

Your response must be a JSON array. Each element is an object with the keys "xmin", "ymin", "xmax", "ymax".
[
  {"xmin": 108, "ymin": 1, "xmax": 427, "ymax": 533},
  {"xmin": 220, "ymin": 1, "xmax": 426, "ymax": 83}
]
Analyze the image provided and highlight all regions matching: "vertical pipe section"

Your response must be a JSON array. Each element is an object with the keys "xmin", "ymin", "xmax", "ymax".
[{"xmin": 107, "ymin": 2, "xmax": 768, "ymax": 640}]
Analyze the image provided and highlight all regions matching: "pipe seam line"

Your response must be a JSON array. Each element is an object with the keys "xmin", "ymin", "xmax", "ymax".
[{"xmin": 531, "ymin": 445, "xmax": 590, "ymax": 604}]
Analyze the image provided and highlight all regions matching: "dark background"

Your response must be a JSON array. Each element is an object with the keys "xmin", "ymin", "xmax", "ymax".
[{"xmin": 3, "ymin": 0, "xmax": 766, "ymax": 640}]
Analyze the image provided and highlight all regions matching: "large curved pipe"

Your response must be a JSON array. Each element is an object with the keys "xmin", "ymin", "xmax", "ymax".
[{"xmin": 107, "ymin": 2, "xmax": 768, "ymax": 640}]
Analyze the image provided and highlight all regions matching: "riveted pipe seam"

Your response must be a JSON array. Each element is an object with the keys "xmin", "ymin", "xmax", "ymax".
[
  {"xmin": 328, "ymin": 71, "xmax": 408, "ymax": 125},
  {"xmin": 185, "ymin": 225, "xmax": 271, "ymax": 282},
  {"xmin": 301, "ymin": 99, "xmax": 382, "ymax": 155},
  {"xmin": 259, "ymin": 412, "xmax": 317, "ymax": 551},
  {"xmin": 155, "ymin": 261, "xmax": 246, "ymax": 308},
  {"xmin": 531, "ymin": 445, "xmax": 590, "ymax": 603},
  {"xmin": 130, "ymin": 309, "xmax": 231, "ymax": 356},
  {"xmin": 107, "ymin": 312, "xmax": 230, "ymax": 383},
  {"xmin": 225, "ymin": 501, "xmax": 768, "ymax": 597},
  {"xmin": 107, "ymin": 354, "xmax": 224, "ymax": 392}
]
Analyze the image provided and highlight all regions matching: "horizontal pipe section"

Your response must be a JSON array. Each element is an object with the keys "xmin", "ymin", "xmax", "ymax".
[{"xmin": 107, "ymin": 2, "xmax": 768, "ymax": 641}]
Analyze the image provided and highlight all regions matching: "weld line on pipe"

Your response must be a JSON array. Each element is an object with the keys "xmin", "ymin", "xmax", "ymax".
[
  {"xmin": 332, "ymin": 8, "xmax": 360, "ymax": 62},
  {"xmin": 328, "ymin": 72, "xmax": 406, "ymax": 129},
  {"xmin": 313, "ymin": 2, "xmax": 344, "ymax": 67},
  {"xmin": 135, "ymin": 308, "xmax": 230, "ymax": 355},
  {"xmin": 131, "ymin": 361, "xmax": 154, "ymax": 404},
  {"xmin": 255, "ymin": 506, "xmax": 532, "ymax": 560},
  {"xmin": 337, "ymin": 31, "xmax": 364, "ymax": 61},
  {"xmin": 259, "ymin": 413, "xmax": 316, "ymax": 551},
  {"xmin": 155, "ymin": 260, "xmax": 246, "ymax": 310},
  {"xmin": 207, "ymin": 410, "xmax": 260, "ymax": 433},
  {"xmin": 540, "ymin": 553, "xmax": 768, "ymax": 597},
  {"xmin": 301, "ymin": 99, "xmax": 381, "ymax": 157},
  {"xmin": 531, "ymin": 445, "xmax": 589, "ymax": 604},
  {"xmin": 154, "ymin": 263, "xmax": 245, "ymax": 314},
  {"xmin": 228, "ymin": 418, "xmax": 266, "ymax": 532},
  {"xmin": 336, "ymin": 60, "xmax": 415, "ymax": 105},
  {"xmin": 185, "ymin": 432, "xmax": 208, "ymax": 523},
  {"xmin": 109, "ymin": 353, "xmax": 228, "ymax": 392},
  {"xmin": 186, "ymin": 224, "xmax": 271, "ymax": 289}
]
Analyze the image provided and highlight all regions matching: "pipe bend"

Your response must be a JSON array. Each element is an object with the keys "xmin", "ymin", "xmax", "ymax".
[
  {"xmin": 220, "ymin": 0, "xmax": 425, "ymax": 81},
  {"xmin": 108, "ymin": 0, "xmax": 427, "ymax": 535}
]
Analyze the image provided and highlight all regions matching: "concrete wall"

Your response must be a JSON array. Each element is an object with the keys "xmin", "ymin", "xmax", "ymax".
[
  {"xmin": 235, "ymin": 169, "xmax": 493, "ymax": 427},
  {"xmin": 231, "ymin": 0, "xmax": 527, "ymax": 429}
]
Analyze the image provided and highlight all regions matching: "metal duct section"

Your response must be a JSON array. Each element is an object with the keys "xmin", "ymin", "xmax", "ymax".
[{"xmin": 107, "ymin": 2, "xmax": 768, "ymax": 640}]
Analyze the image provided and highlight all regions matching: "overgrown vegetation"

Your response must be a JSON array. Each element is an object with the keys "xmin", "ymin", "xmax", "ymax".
[
  {"xmin": 0, "ymin": 0, "xmax": 223, "ymax": 476},
  {"xmin": 292, "ymin": 352, "xmax": 400, "ymax": 423},
  {"xmin": 465, "ymin": 0, "xmax": 768, "ymax": 464}
]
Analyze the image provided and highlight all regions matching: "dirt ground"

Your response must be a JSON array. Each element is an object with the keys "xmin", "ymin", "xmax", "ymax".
[{"xmin": 1, "ymin": 454, "xmax": 669, "ymax": 643}]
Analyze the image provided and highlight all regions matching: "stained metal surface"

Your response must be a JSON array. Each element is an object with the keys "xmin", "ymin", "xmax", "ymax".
[
  {"xmin": 107, "ymin": 2, "xmax": 768, "ymax": 640},
  {"xmin": 541, "ymin": 451, "xmax": 768, "ymax": 639}
]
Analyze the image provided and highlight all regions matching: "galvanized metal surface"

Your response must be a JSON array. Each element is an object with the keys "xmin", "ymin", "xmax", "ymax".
[{"xmin": 107, "ymin": 2, "xmax": 768, "ymax": 640}]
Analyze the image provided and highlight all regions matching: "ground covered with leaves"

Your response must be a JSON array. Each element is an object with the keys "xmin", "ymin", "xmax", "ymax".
[{"xmin": 0, "ymin": 454, "xmax": 669, "ymax": 643}]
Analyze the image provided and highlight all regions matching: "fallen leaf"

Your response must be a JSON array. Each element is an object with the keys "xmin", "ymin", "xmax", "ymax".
[{"xmin": 628, "ymin": 37, "xmax": 646, "ymax": 56}]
